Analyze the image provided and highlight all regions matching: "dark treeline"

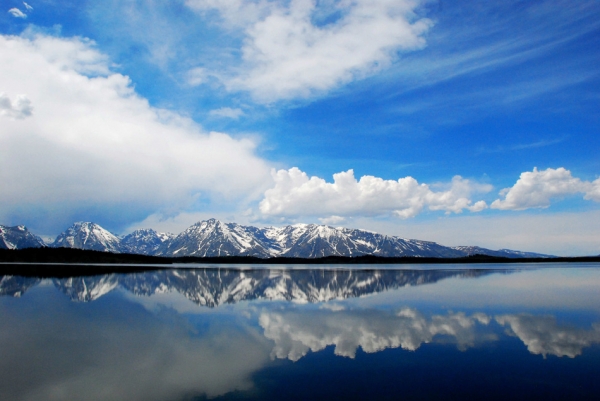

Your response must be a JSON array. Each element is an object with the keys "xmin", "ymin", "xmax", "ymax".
[{"xmin": 1, "ymin": 247, "xmax": 599, "ymax": 277}]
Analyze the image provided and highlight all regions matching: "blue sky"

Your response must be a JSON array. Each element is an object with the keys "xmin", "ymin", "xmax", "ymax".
[{"xmin": 1, "ymin": 0, "xmax": 599, "ymax": 255}]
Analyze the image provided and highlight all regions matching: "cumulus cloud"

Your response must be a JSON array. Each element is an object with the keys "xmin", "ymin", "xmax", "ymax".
[
  {"xmin": 491, "ymin": 167, "xmax": 600, "ymax": 210},
  {"xmin": 8, "ymin": 8, "xmax": 26, "ymax": 18},
  {"xmin": 496, "ymin": 314, "xmax": 600, "ymax": 358},
  {"xmin": 259, "ymin": 167, "xmax": 491, "ymax": 219},
  {"xmin": 186, "ymin": 0, "xmax": 433, "ymax": 102},
  {"xmin": 209, "ymin": 107, "xmax": 245, "ymax": 119},
  {"xmin": 260, "ymin": 308, "xmax": 491, "ymax": 361},
  {"xmin": 0, "ymin": 33, "xmax": 272, "ymax": 231},
  {"xmin": 584, "ymin": 177, "xmax": 600, "ymax": 202},
  {"xmin": 0, "ymin": 93, "xmax": 33, "ymax": 119}
]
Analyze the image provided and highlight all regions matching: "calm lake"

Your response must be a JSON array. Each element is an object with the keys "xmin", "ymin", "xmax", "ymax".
[{"xmin": 2, "ymin": 263, "xmax": 600, "ymax": 400}]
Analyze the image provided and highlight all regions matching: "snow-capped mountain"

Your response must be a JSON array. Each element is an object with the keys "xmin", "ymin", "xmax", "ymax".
[
  {"xmin": 262, "ymin": 224, "xmax": 465, "ymax": 258},
  {"xmin": 0, "ymin": 225, "xmax": 46, "ymax": 250},
  {"xmin": 52, "ymin": 222, "xmax": 122, "ymax": 253},
  {"xmin": 120, "ymin": 229, "xmax": 175, "ymax": 255},
  {"xmin": 3, "ymin": 218, "xmax": 553, "ymax": 258},
  {"xmin": 2, "ymin": 268, "xmax": 495, "ymax": 306},
  {"xmin": 157, "ymin": 220, "xmax": 485, "ymax": 258},
  {"xmin": 156, "ymin": 219, "xmax": 275, "ymax": 257}
]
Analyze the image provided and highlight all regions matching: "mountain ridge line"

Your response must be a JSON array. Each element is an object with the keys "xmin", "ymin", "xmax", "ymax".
[{"xmin": 0, "ymin": 218, "xmax": 559, "ymax": 259}]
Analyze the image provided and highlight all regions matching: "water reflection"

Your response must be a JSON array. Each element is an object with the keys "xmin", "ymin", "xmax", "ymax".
[
  {"xmin": 261, "ymin": 308, "xmax": 493, "ymax": 360},
  {"xmin": 0, "ymin": 287, "xmax": 271, "ymax": 401},
  {"xmin": 496, "ymin": 314, "xmax": 600, "ymax": 358},
  {"xmin": 0, "ymin": 275, "xmax": 40, "ymax": 297},
  {"xmin": 1, "ymin": 267, "xmax": 600, "ymax": 400},
  {"xmin": 1, "ymin": 268, "xmax": 497, "ymax": 304}
]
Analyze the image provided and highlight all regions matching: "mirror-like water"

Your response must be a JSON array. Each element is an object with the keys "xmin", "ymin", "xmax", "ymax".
[{"xmin": 1, "ymin": 264, "xmax": 600, "ymax": 400}]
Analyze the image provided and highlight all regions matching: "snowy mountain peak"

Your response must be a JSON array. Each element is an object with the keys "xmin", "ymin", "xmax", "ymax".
[
  {"xmin": 157, "ymin": 219, "xmax": 274, "ymax": 257},
  {"xmin": 3, "ymin": 218, "xmax": 554, "ymax": 258},
  {"xmin": 120, "ymin": 229, "xmax": 175, "ymax": 255},
  {"xmin": 0, "ymin": 224, "xmax": 46, "ymax": 250},
  {"xmin": 52, "ymin": 222, "xmax": 121, "ymax": 253}
]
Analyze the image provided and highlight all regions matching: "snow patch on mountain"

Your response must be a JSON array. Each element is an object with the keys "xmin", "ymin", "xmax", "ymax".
[
  {"xmin": 121, "ymin": 229, "xmax": 175, "ymax": 255},
  {"xmin": 52, "ymin": 222, "xmax": 121, "ymax": 253},
  {"xmin": 3, "ymin": 218, "xmax": 553, "ymax": 258},
  {"xmin": 0, "ymin": 225, "xmax": 46, "ymax": 250}
]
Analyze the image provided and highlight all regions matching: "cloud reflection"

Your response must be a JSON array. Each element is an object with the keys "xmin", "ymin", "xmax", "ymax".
[
  {"xmin": 496, "ymin": 314, "xmax": 600, "ymax": 358},
  {"xmin": 260, "ymin": 308, "xmax": 492, "ymax": 361},
  {"xmin": 0, "ymin": 292, "xmax": 271, "ymax": 401}
]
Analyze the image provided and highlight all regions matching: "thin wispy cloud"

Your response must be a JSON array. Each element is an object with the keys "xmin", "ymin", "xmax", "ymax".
[
  {"xmin": 209, "ymin": 107, "xmax": 245, "ymax": 119},
  {"xmin": 8, "ymin": 8, "xmax": 27, "ymax": 18},
  {"xmin": 383, "ymin": 1, "xmax": 600, "ymax": 95},
  {"xmin": 476, "ymin": 137, "xmax": 567, "ymax": 155},
  {"xmin": 187, "ymin": 0, "xmax": 434, "ymax": 102}
]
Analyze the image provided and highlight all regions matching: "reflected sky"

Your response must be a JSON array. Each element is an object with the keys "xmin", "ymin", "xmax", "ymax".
[{"xmin": 1, "ymin": 265, "xmax": 600, "ymax": 400}]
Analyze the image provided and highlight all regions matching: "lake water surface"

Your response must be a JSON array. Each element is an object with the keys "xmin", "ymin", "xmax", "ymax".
[{"xmin": 1, "ymin": 263, "xmax": 600, "ymax": 400}]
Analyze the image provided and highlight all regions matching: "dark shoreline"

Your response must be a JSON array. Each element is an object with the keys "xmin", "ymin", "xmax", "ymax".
[{"xmin": 1, "ymin": 248, "xmax": 599, "ymax": 277}]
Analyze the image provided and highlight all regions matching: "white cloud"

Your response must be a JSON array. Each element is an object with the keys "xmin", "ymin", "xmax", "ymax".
[
  {"xmin": 468, "ymin": 200, "xmax": 488, "ymax": 212},
  {"xmin": 259, "ymin": 167, "xmax": 491, "ymax": 219},
  {"xmin": 318, "ymin": 215, "xmax": 345, "ymax": 225},
  {"xmin": 0, "ymin": 33, "xmax": 272, "ymax": 231},
  {"xmin": 23, "ymin": 2, "xmax": 33, "ymax": 12},
  {"xmin": 491, "ymin": 167, "xmax": 600, "ymax": 210},
  {"xmin": 209, "ymin": 107, "xmax": 245, "ymax": 119},
  {"xmin": 8, "ymin": 8, "xmax": 26, "ymax": 18},
  {"xmin": 260, "ymin": 308, "xmax": 490, "ymax": 361},
  {"xmin": 496, "ymin": 314, "xmax": 600, "ymax": 358},
  {"xmin": 584, "ymin": 177, "xmax": 600, "ymax": 202},
  {"xmin": 186, "ymin": 0, "xmax": 433, "ymax": 102},
  {"xmin": 186, "ymin": 0, "xmax": 273, "ymax": 28},
  {"xmin": 186, "ymin": 66, "xmax": 207, "ymax": 86},
  {"xmin": 0, "ymin": 93, "xmax": 33, "ymax": 119}
]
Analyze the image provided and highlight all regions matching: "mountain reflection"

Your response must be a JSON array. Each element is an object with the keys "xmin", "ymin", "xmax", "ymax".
[
  {"xmin": 2, "ymin": 269, "xmax": 599, "ymax": 366},
  {"xmin": 2, "ymin": 267, "xmax": 600, "ymax": 400},
  {"xmin": 1, "ymin": 268, "xmax": 497, "ymax": 305}
]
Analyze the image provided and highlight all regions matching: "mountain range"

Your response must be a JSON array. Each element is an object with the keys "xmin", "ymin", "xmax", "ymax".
[{"xmin": 0, "ymin": 219, "xmax": 552, "ymax": 259}]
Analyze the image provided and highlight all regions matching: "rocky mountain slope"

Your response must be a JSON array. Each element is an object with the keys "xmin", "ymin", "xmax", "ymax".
[
  {"xmin": 0, "ymin": 225, "xmax": 46, "ymax": 250},
  {"xmin": 120, "ymin": 229, "xmax": 175, "ymax": 255},
  {"xmin": 52, "ymin": 222, "xmax": 122, "ymax": 253},
  {"xmin": 2, "ymin": 219, "xmax": 553, "ymax": 258}
]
